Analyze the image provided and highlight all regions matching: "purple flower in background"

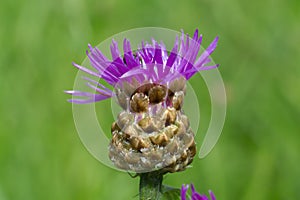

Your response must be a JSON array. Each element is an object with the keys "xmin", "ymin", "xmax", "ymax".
[
  {"xmin": 181, "ymin": 184, "xmax": 216, "ymax": 200},
  {"xmin": 65, "ymin": 29, "xmax": 218, "ymax": 104}
]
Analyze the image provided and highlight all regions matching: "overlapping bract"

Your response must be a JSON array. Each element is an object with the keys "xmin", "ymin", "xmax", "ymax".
[{"xmin": 65, "ymin": 29, "xmax": 218, "ymax": 103}]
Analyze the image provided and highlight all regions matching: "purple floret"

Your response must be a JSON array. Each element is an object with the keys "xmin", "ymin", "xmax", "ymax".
[
  {"xmin": 181, "ymin": 184, "xmax": 216, "ymax": 200},
  {"xmin": 66, "ymin": 29, "xmax": 218, "ymax": 103}
]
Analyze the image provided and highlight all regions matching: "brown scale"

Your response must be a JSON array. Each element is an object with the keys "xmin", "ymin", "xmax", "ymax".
[
  {"xmin": 128, "ymin": 136, "xmax": 151, "ymax": 150},
  {"xmin": 168, "ymin": 77, "xmax": 186, "ymax": 94},
  {"xmin": 149, "ymin": 132, "xmax": 169, "ymax": 146},
  {"xmin": 138, "ymin": 117, "xmax": 157, "ymax": 133},
  {"xmin": 111, "ymin": 122, "xmax": 121, "ymax": 133},
  {"xmin": 163, "ymin": 108, "xmax": 177, "ymax": 126},
  {"xmin": 172, "ymin": 91, "xmax": 184, "ymax": 110},
  {"xmin": 115, "ymin": 89, "xmax": 128, "ymax": 110},
  {"xmin": 129, "ymin": 83, "xmax": 174, "ymax": 111},
  {"xmin": 117, "ymin": 112, "xmax": 134, "ymax": 129},
  {"xmin": 130, "ymin": 93, "xmax": 149, "ymax": 113},
  {"xmin": 148, "ymin": 85, "xmax": 166, "ymax": 104}
]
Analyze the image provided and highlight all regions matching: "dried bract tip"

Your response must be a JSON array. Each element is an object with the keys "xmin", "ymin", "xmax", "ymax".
[
  {"xmin": 130, "ymin": 93, "xmax": 149, "ymax": 113},
  {"xmin": 148, "ymin": 85, "xmax": 166, "ymax": 104}
]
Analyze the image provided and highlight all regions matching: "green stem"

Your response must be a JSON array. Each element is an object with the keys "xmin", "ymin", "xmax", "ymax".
[{"xmin": 139, "ymin": 170, "xmax": 164, "ymax": 200}]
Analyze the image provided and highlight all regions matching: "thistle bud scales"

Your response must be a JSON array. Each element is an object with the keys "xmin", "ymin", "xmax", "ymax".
[{"xmin": 109, "ymin": 77, "xmax": 196, "ymax": 173}]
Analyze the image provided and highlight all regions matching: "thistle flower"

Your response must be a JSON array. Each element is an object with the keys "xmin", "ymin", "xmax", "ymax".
[
  {"xmin": 65, "ymin": 29, "xmax": 218, "ymax": 173},
  {"xmin": 181, "ymin": 184, "xmax": 216, "ymax": 200}
]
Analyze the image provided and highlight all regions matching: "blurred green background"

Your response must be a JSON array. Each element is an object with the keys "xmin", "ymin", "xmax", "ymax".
[{"xmin": 1, "ymin": 0, "xmax": 300, "ymax": 199}]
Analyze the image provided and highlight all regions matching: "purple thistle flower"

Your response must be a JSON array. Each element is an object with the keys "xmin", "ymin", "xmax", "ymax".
[
  {"xmin": 65, "ymin": 29, "xmax": 218, "ymax": 104},
  {"xmin": 66, "ymin": 29, "xmax": 219, "ymax": 173},
  {"xmin": 181, "ymin": 184, "xmax": 216, "ymax": 200}
]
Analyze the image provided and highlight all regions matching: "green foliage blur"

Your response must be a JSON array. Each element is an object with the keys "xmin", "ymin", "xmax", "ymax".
[{"xmin": 1, "ymin": 0, "xmax": 300, "ymax": 199}]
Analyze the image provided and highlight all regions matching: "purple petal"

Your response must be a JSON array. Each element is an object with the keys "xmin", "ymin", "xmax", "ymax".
[
  {"xmin": 120, "ymin": 68, "xmax": 147, "ymax": 79},
  {"xmin": 123, "ymin": 38, "xmax": 132, "ymax": 54},
  {"xmin": 166, "ymin": 35, "xmax": 179, "ymax": 67},
  {"xmin": 86, "ymin": 47, "xmax": 122, "ymax": 84},
  {"xmin": 181, "ymin": 184, "xmax": 189, "ymax": 200},
  {"xmin": 181, "ymin": 35, "xmax": 201, "ymax": 74},
  {"xmin": 65, "ymin": 91, "xmax": 111, "ymax": 104},
  {"xmin": 64, "ymin": 90, "xmax": 95, "ymax": 96},
  {"xmin": 67, "ymin": 96, "xmax": 106, "ymax": 104},
  {"xmin": 199, "ymin": 64, "xmax": 219, "ymax": 70},
  {"xmin": 193, "ymin": 29, "xmax": 199, "ymax": 41},
  {"xmin": 65, "ymin": 90, "xmax": 111, "ymax": 98},
  {"xmin": 192, "ymin": 192, "xmax": 206, "ymax": 200},
  {"xmin": 185, "ymin": 33, "xmax": 190, "ymax": 52},
  {"xmin": 184, "ymin": 64, "xmax": 219, "ymax": 80},
  {"xmin": 160, "ymin": 41, "xmax": 168, "ymax": 63},
  {"xmin": 87, "ymin": 45, "xmax": 110, "ymax": 72},
  {"xmin": 192, "ymin": 29, "xmax": 203, "ymax": 44},
  {"xmin": 86, "ymin": 82, "xmax": 112, "ymax": 97},
  {"xmin": 206, "ymin": 36, "xmax": 219, "ymax": 55},
  {"xmin": 138, "ymin": 41, "xmax": 153, "ymax": 64},
  {"xmin": 82, "ymin": 77, "xmax": 112, "ymax": 92},
  {"xmin": 123, "ymin": 53, "xmax": 139, "ymax": 68},
  {"xmin": 109, "ymin": 41, "xmax": 130, "ymax": 74},
  {"xmin": 94, "ymin": 47, "xmax": 110, "ymax": 63},
  {"xmin": 153, "ymin": 40, "xmax": 163, "ymax": 65},
  {"xmin": 111, "ymin": 58, "xmax": 129, "ymax": 74},
  {"xmin": 191, "ymin": 184, "xmax": 196, "ymax": 193},
  {"xmin": 72, "ymin": 62, "xmax": 101, "ymax": 78},
  {"xmin": 110, "ymin": 40, "xmax": 121, "ymax": 60},
  {"xmin": 198, "ymin": 34, "xmax": 203, "ymax": 44},
  {"xmin": 122, "ymin": 39, "xmax": 140, "ymax": 67},
  {"xmin": 178, "ymin": 30, "xmax": 185, "ymax": 57},
  {"xmin": 209, "ymin": 191, "xmax": 216, "ymax": 200},
  {"xmin": 194, "ymin": 36, "xmax": 219, "ymax": 69}
]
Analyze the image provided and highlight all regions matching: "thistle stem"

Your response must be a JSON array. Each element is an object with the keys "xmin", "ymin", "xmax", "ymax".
[{"xmin": 139, "ymin": 170, "xmax": 163, "ymax": 200}]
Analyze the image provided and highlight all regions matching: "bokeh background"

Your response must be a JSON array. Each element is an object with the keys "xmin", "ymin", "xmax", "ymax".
[{"xmin": 1, "ymin": 0, "xmax": 300, "ymax": 199}]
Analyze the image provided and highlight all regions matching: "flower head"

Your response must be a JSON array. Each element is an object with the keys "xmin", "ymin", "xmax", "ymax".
[
  {"xmin": 66, "ymin": 29, "xmax": 219, "ymax": 173},
  {"xmin": 181, "ymin": 184, "xmax": 216, "ymax": 200}
]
